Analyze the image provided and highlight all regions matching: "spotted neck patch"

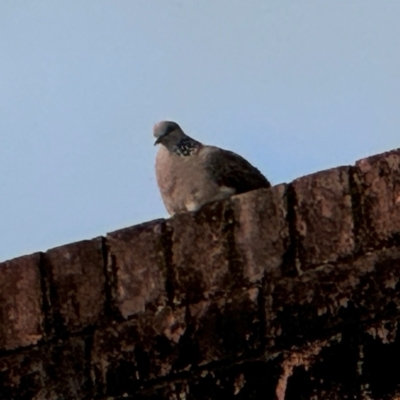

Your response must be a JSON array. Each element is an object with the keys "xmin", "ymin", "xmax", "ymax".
[{"xmin": 173, "ymin": 137, "xmax": 201, "ymax": 157}]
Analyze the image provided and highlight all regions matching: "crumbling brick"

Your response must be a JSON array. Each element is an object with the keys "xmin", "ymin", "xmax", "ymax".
[
  {"xmin": 167, "ymin": 201, "xmax": 235, "ymax": 305},
  {"xmin": 232, "ymin": 184, "xmax": 289, "ymax": 282},
  {"xmin": 0, "ymin": 253, "xmax": 43, "ymax": 350},
  {"xmin": 44, "ymin": 237, "xmax": 105, "ymax": 334},
  {"xmin": 292, "ymin": 166, "xmax": 354, "ymax": 268},
  {"xmin": 354, "ymin": 149, "xmax": 400, "ymax": 248},
  {"xmin": 107, "ymin": 220, "xmax": 168, "ymax": 319}
]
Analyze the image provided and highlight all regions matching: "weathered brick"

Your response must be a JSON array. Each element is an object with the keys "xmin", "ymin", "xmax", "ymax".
[
  {"xmin": 0, "ymin": 253, "xmax": 43, "ymax": 350},
  {"xmin": 97, "ymin": 320, "xmax": 400, "ymax": 400},
  {"xmin": 0, "ymin": 337, "xmax": 88, "ymax": 400},
  {"xmin": 292, "ymin": 167, "xmax": 354, "ymax": 268},
  {"xmin": 232, "ymin": 185, "xmax": 289, "ymax": 282},
  {"xmin": 92, "ymin": 287, "xmax": 261, "ymax": 398},
  {"xmin": 167, "ymin": 200, "xmax": 235, "ymax": 305},
  {"xmin": 107, "ymin": 220, "xmax": 167, "ymax": 319},
  {"xmin": 44, "ymin": 237, "xmax": 105, "ymax": 334},
  {"xmin": 273, "ymin": 321, "xmax": 400, "ymax": 400},
  {"xmin": 185, "ymin": 287, "xmax": 262, "ymax": 366},
  {"xmin": 266, "ymin": 247, "xmax": 400, "ymax": 350},
  {"xmin": 354, "ymin": 149, "xmax": 400, "ymax": 247},
  {"xmin": 91, "ymin": 306, "xmax": 186, "ymax": 397},
  {"xmin": 134, "ymin": 359, "xmax": 280, "ymax": 400}
]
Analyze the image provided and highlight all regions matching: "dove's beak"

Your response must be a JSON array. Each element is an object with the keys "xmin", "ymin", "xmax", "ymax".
[{"xmin": 154, "ymin": 134, "xmax": 166, "ymax": 145}]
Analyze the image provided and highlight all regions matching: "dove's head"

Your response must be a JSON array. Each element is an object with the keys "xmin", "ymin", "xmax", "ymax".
[{"xmin": 153, "ymin": 121, "xmax": 185, "ymax": 147}]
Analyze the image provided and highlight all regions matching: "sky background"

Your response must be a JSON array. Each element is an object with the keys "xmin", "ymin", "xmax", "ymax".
[{"xmin": 1, "ymin": 1, "xmax": 399, "ymax": 262}]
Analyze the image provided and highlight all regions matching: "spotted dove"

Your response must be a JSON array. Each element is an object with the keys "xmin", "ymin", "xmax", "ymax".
[{"xmin": 154, "ymin": 121, "xmax": 270, "ymax": 215}]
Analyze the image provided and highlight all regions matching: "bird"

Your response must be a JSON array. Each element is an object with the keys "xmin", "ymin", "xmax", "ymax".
[{"xmin": 153, "ymin": 120, "xmax": 271, "ymax": 215}]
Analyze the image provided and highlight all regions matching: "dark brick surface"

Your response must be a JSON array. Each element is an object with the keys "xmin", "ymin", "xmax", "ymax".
[
  {"xmin": 276, "ymin": 321, "xmax": 400, "ymax": 400},
  {"xmin": 0, "ymin": 337, "xmax": 87, "ymax": 400},
  {"xmin": 91, "ymin": 287, "xmax": 262, "ymax": 398},
  {"xmin": 107, "ymin": 220, "xmax": 167, "ymax": 319},
  {"xmin": 232, "ymin": 185, "xmax": 289, "ymax": 282},
  {"xmin": 266, "ymin": 247, "xmax": 400, "ymax": 350},
  {"xmin": 91, "ymin": 306, "xmax": 186, "ymax": 397},
  {"xmin": 354, "ymin": 149, "xmax": 400, "ymax": 248},
  {"xmin": 0, "ymin": 253, "xmax": 43, "ymax": 351},
  {"xmin": 292, "ymin": 167, "xmax": 354, "ymax": 268},
  {"xmin": 133, "ymin": 322, "xmax": 400, "ymax": 400},
  {"xmin": 44, "ymin": 237, "xmax": 105, "ymax": 334},
  {"xmin": 185, "ymin": 287, "xmax": 263, "ymax": 366},
  {"xmin": 134, "ymin": 359, "xmax": 281, "ymax": 400},
  {"xmin": 167, "ymin": 201, "xmax": 235, "ymax": 305}
]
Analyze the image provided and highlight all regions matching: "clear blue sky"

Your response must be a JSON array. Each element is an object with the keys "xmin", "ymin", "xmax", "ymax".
[{"xmin": 1, "ymin": 1, "xmax": 399, "ymax": 261}]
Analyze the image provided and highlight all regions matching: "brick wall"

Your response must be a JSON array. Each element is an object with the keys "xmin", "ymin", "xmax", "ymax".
[{"xmin": 1, "ymin": 148, "xmax": 400, "ymax": 399}]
